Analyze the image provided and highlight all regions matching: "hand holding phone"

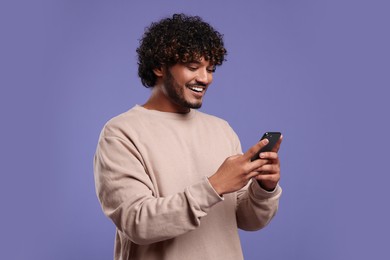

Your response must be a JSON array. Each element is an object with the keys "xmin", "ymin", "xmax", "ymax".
[
  {"xmin": 209, "ymin": 132, "xmax": 282, "ymax": 195},
  {"xmin": 250, "ymin": 132, "xmax": 282, "ymax": 191},
  {"xmin": 250, "ymin": 132, "xmax": 281, "ymax": 161}
]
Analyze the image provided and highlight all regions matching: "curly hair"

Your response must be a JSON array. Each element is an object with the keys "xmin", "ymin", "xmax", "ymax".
[{"xmin": 136, "ymin": 13, "xmax": 227, "ymax": 88}]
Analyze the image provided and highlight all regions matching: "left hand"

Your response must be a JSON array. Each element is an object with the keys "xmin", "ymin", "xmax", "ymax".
[{"xmin": 253, "ymin": 135, "xmax": 283, "ymax": 191}]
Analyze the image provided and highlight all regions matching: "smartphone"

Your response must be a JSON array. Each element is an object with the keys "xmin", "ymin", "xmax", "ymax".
[{"xmin": 250, "ymin": 132, "xmax": 281, "ymax": 161}]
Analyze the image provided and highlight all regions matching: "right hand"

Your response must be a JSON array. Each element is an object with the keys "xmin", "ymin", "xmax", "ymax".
[{"xmin": 208, "ymin": 139, "xmax": 271, "ymax": 195}]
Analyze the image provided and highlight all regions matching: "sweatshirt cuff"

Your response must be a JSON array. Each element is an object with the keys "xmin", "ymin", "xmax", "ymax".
[
  {"xmin": 250, "ymin": 180, "xmax": 282, "ymax": 200},
  {"xmin": 186, "ymin": 177, "xmax": 224, "ymax": 213}
]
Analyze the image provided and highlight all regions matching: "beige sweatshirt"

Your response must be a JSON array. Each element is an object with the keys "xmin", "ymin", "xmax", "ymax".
[{"xmin": 94, "ymin": 105, "xmax": 282, "ymax": 260}]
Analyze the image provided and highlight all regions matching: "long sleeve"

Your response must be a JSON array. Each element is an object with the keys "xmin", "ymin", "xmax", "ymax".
[
  {"xmin": 93, "ymin": 106, "xmax": 281, "ymax": 260},
  {"xmin": 94, "ymin": 135, "xmax": 223, "ymax": 245},
  {"xmin": 226, "ymin": 125, "xmax": 282, "ymax": 231},
  {"xmin": 236, "ymin": 181, "xmax": 282, "ymax": 231}
]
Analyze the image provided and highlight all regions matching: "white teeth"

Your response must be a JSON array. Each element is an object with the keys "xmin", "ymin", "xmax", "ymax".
[{"xmin": 189, "ymin": 87, "xmax": 203, "ymax": 92}]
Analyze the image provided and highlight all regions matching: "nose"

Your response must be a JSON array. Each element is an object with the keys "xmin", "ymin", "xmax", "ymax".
[{"xmin": 196, "ymin": 68, "xmax": 212, "ymax": 85}]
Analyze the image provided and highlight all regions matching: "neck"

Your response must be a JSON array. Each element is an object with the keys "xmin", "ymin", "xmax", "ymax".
[{"xmin": 142, "ymin": 87, "xmax": 190, "ymax": 114}]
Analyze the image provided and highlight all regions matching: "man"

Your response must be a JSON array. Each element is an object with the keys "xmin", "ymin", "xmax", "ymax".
[{"xmin": 94, "ymin": 13, "xmax": 282, "ymax": 260}]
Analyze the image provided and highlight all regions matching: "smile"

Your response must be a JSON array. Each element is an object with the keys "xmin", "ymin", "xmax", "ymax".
[{"xmin": 187, "ymin": 86, "xmax": 205, "ymax": 93}]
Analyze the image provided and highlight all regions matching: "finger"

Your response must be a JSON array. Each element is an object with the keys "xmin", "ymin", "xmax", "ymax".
[
  {"xmin": 255, "ymin": 170, "xmax": 280, "ymax": 180},
  {"xmin": 272, "ymin": 134, "xmax": 283, "ymax": 152},
  {"xmin": 255, "ymin": 174, "xmax": 280, "ymax": 186},
  {"xmin": 256, "ymin": 164, "xmax": 280, "ymax": 175},
  {"xmin": 257, "ymin": 164, "xmax": 280, "ymax": 173},
  {"xmin": 243, "ymin": 138, "xmax": 269, "ymax": 161},
  {"xmin": 247, "ymin": 170, "xmax": 263, "ymax": 180},
  {"xmin": 259, "ymin": 152, "xmax": 278, "ymax": 160},
  {"xmin": 249, "ymin": 159, "xmax": 270, "ymax": 172}
]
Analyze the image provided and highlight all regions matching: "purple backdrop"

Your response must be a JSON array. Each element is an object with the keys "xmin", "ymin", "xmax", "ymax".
[{"xmin": 1, "ymin": 0, "xmax": 389, "ymax": 259}]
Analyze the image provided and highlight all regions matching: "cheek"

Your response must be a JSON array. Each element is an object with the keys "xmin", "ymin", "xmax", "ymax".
[
  {"xmin": 172, "ymin": 75, "xmax": 191, "ymax": 86},
  {"xmin": 209, "ymin": 74, "xmax": 213, "ymax": 83},
  {"xmin": 183, "ymin": 72, "xmax": 197, "ymax": 84}
]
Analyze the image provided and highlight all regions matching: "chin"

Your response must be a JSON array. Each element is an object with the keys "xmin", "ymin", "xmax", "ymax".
[{"xmin": 188, "ymin": 102, "xmax": 202, "ymax": 109}]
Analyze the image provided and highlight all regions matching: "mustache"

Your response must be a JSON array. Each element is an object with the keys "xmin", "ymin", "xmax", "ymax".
[{"xmin": 186, "ymin": 82, "xmax": 207, "ymax": 88}]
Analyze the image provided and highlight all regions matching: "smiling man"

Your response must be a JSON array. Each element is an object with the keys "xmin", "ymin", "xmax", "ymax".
[
  {"xmin": 142, "ymin": 56, "xmax": 213, "ymax": 113},
  {"xmin": 94, "ymin": 14, "xmax": 282, "ymax": 260}
]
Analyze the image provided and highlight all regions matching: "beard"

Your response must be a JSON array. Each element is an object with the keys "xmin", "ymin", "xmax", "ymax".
[{"xmin": 163, "ymin": 69, "xmax": 203, "ymax": 110}]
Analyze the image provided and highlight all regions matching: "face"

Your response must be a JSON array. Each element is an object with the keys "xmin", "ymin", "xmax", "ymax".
[{"xmin": 161, "ymin": 57, "xmax": 215, "ymax": 112}]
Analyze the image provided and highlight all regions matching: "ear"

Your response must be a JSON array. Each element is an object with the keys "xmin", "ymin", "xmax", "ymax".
[{"xmin": 153, "ymin": 67, "xmax": 164, "ymax": 77}]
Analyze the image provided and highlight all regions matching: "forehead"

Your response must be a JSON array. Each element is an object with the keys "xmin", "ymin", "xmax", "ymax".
[{"xmin": 183, "ymin": 56, "xmax": 213, "ymax": 66}]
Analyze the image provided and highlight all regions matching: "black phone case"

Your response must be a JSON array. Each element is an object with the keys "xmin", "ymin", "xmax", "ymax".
[{"xmin": 250, "ymin": 132, "xmax": 281, "ymax": 161}]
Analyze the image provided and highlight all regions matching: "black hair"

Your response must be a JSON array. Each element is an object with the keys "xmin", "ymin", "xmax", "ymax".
[{"xmin": 136, "ymin": 13, "xmax": 227, "ymax": 87}]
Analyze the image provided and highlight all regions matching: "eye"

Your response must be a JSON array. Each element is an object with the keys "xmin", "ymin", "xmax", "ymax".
[
  {"xmin": 185, "ymin": 62, "xmax": 200, "ymax": 71},
  {"xmin": 207, "ymin": 67, "xmax": 216, "ymax": 73}
]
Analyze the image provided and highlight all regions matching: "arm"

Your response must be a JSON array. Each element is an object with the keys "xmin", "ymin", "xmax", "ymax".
[
  {"xmin": 208, "ymin": 135, "xmax": 283, "ymax": 231},
  {"xmin": 236, "ymin": 135, "xmax": 283, "ymax": 230},
  {"xmin": 235, "ymin": 181, "xmax": 281, "ymax": 231},
  {"xmin": 94, "ymin": 135, "xmax": 223, "ymax": 245}
]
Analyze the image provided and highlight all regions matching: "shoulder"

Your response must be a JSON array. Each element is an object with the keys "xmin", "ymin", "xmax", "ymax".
[{"xmin": 100, "ymin": 106, "xmax": 145, "ymax": 138}]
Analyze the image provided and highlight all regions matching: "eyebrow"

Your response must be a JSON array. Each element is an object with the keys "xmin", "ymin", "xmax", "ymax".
[{"xmin": 186, "ymin": 60, "xmax": 215, "ymax": 67}]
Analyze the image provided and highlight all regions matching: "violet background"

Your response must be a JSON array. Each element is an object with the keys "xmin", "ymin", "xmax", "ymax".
[{"xmin": 1, "ymin": 0, "xmax": 389, "ymax": 259}]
